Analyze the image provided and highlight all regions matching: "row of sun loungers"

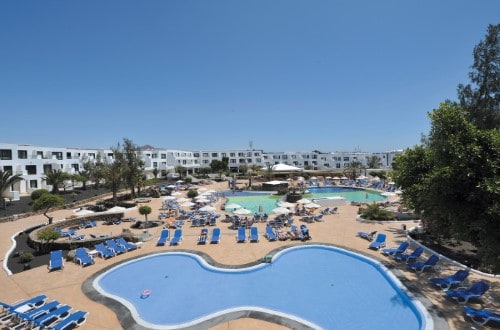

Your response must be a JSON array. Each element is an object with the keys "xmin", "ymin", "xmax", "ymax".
[
  {"xmin": 375, "ymin": 236, "xmax": 497, "ymax": 326},
  {"xmin": 0, "ymin": 294, "xmax": 89, "ymax": 330},
  {"xmin": 157, "ymin": 228, "xmax": 222, "ymax": 246}
]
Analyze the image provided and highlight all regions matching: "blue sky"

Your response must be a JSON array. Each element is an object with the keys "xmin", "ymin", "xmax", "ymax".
[{"xmin": 1, "ymin": 1, "xmax": 498, "ymax": 152}]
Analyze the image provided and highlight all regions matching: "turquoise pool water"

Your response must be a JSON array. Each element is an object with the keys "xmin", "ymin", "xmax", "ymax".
[
  {"xmin": 226, "ymin": 187, "xmax": 385, "ymax": 214},
  {"xmin": 94, "ymin": 245, "xmax": 431, "ymax": 329}
]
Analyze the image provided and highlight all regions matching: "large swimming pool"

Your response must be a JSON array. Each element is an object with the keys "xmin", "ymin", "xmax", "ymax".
[
  {"xmin": 225, "ymin": 186, "xmax": 385, "ymax": 214},
  {"xmin": 94, "ymin": 245, "xmax": 431, "ymax": 329}
]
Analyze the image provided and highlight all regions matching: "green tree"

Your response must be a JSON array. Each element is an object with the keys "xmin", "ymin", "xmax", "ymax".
[
  {"xmin": 37, "ymin": 229, "xmax": 61, "ymax": 253},
  {"xmin": 85, "ymin": 158, "xmax": 103, "ymax": 189},
  {"xmin": 367, "ymin": 156, "xmax": 382, "ymax": 169},
  {"xmin": 210, "ymin": 157, "xmax": 229, "ymax": 179},
  {"xmin": 43, "ymin": 169, "xmax": 69, "ymax": 194},
  {"xmin": 343, "ymin": 161, "xmax": 363, "ymax": 180},
  {"xmin": 175, "ymin": 166, "xmax": 187, "ymax": 178},
  {"xmin": 101, "ymin": 157, "xmax": 124, "ymax": 206},
  {"xmin": 0, "ymin": 170, "xmax": 23, "ymax": 209},
  {"xmin": 151, "ymin": 167, "xmax": 159, "ymax": 182},
  {"xmin": 393, "ymin": 102, "xmax": 500, "ymax": 272},
  {"xmin": 32, "ymin": 193, "xmax": 65, "ymax": 224},
  {"xmin": 265, "ymin": 164, "xmax": 274, "ymax": 180},
  {"xmin": 122, "ymin": 138, "xmax": 145, "ymax": 199},
  {"xmin": 359, "ymin": 203, "xmax": 395, "ymax": 221},
  {"xmin": 138, "ymin": 205, "xmax": 152, "ymax": 226},
  {"xmin": 457, "ymin": 24, "xmax": 500, "ymax": 129},
  {"xmin": 31, "ymin": 189, "xmax": 50, "ymax": 201}
]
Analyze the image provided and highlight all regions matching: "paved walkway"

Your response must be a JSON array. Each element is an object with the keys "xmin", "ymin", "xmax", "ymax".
[{"xmin": 0, "ymin": 181, "xmax": 498, "ymax": 329}]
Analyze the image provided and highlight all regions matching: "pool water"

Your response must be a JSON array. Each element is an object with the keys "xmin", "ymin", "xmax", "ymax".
[
  {"xmin": 306, "ymin": 186, "xmax": 385, "ymax": 203},
  {"xmin": 226, "ymin": 187, "xmax": 385, "ymax": 214},
  {"xmin": 94, "ymin": 246, "xmax": 431, "ymax": 329}
]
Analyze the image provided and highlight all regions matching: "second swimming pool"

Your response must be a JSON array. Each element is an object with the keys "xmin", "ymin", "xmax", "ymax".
[
  {"xmin": 94, "ymin": 245, "xmax": 431, "ymax": 329},
  {"xmin": 225, "ymin": 186, "xmax": 385, "ymax": 214}
]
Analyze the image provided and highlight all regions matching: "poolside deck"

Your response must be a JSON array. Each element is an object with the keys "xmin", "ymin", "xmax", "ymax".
[{"xmin": 0, "ymin": 180, "xmax": 498, "ymax": 330}]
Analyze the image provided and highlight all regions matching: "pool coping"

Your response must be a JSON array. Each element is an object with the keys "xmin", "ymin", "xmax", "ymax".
[{"xmin": 82, "ymin": 243, "xmax": 448, "ymax": 330}]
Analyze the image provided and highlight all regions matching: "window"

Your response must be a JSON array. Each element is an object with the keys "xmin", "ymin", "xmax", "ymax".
[
  {"xmin": 153, "ymin": 162, "xmax": 158, "ymax": 167},
  {"xmin": 43, "ymin": 165, "xmax": 52, "ymax": 174},
  {"xmin": 0, "ymin": 149, "xmax": 12, "ymax": 160},
  {"xmin": 247, "ymin": 159, "xmax": 252, "ymax": 163},
  {"xmin": 221, "ymin": 153, "xmax": 227, "ymax": 157},
  {"xmin": 30, "ymin": 180, "xmax": 38, "ymax": 188},
  {"xmin": 18, "ymin": 150, "xmax": 28, "ymax": 159},
  {"xmin": 254, "ymin": 152, "xmax": 260, "ymax": 156},
  {"xmin": 193, "ymin": 153, "xmax": 200, "ymax": 157},
  {"xmin": 88, "ymin": 153, "xmax": 95, "ymax": 159},
  {"xmin": 211, "ymin": 153, "xmax": 218, "ymax": 157},
  {"xmin": 66, "ymin": 152, "xmax": 72, "ymax": 159},
  {"xmin": 161, "ymin": 153, "xmax": 167, "ymax": 159},
  {"xmin": 343, "ymin": 157, "xmax": 350, "ymax": 161},
  {"xmin": 36, "ymin": 151, "xmax": 44, "ymax": 159},
  {"xmin": 230, "ymin": 159, "xmax": 236, "ymax": 164},
  {"xmin": 3, "ymin": 165, "xmax": 13, "ymax": 173},
  {"xmin": 238, "ymin": 152, "xmax": 245, "ymax": 157},
  {"xmin": 203, "ymin": 160, "xmax": 210, "ymax": 164},
  {"xmin": 324, "ymin": 163, "xmax": 330, "ymax": 168},
  {"xmin": 246, "ymin": 152, "xmax": 252, "ymax": 157},
  {"xmin": 26, "ymin": 165, "xmax": 37, "ymax": 175},
  {"xmin": 239, "ymin": 159, "xmax": 245, "ymax": 163},
  {"xmin": 291, "ymin": 155, "xmax": 296, "ymax": 159},
  {"xmin": 52, "ymin": 152, "xmax": 63, "ymax": 160},
  {"xmin": 230, "ymin": 153, "xmax": 235, "ymax": 157},
  {"xmin": 336, "ymin": 163, "xmax": 341, "ymax": 169},
  {"xmin": 256, "ymin": 158, "xmax": 261, "ymax": 163},
  {"xmin": 203, "ymin": 153, "xmax": 209, "ymax": 157},
  {"xmin": 282, "ymin": 155, "xmax": 288, "ymax": 160}
]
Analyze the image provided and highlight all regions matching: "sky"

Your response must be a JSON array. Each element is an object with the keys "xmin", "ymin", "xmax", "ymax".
[{"xmin": 0, "ymin": 1, "xmax": 498, "ymax": 153}]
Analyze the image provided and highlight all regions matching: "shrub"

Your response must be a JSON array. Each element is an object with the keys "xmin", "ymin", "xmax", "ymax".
[
  {"xmin": 187, "ymin": 189, "xmax": 198, "ymax": 198},
  {"xmin": 359, "ymin": 203, "xmax": 395, "ymax": 221},
  {"xmin": 19, "ymin": 252, "xmax": 34, "ymax": 263},
  {"xmin": 31, "ymin": 189, "xmax": 50, "ymax": 201}
]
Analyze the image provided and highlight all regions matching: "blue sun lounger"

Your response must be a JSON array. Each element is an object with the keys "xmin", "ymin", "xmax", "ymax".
[
  {"xmin": 368, "ymin": 233, "xmax": 386, "ymax": 250},
  {"xmin": 74, "ymin": 247, "xmax": 94, "ymax": 267},
  {"xmin": 156, "ymin": 229, "xmax": 170, "ymax": 246},
  {"xmin": 265, "ymin": 226, "xmax": 277, "ymax": 241},
  {"xmin": 210, "ymin": 227, "xmax": 221, "ymax": 244},
  {"xmin": 0, "ymin": 294, "xmax": 47, "ymax": 314},
  {"xmin": 52, "ymin": 310, "xmax": 89, "ymax": 330},
  {"xmin": 250, "ymin": 226, "xmax": 259, "ymax": 242},
  {"xmin": 394, "ymin": 246, "xmax": 424, "ymax": 263},
  {"xmin": 116, "ymin": 237, "xmax": 138, "ymax": 251},
  {"xmin": 170, "ymin": 229, "xmax": 183, "ymax": 245},
  {"xmin": 357, "ymin": 230, "xmax": 377, "ymax": 241},
  {"xmin": 445, "ymin": 280, "xmax": 490, "ymax": 304},
  {"xmin": 408, "ymin": 254, "xmax": 440, "ymax": 273},
  {"xmin": 236, "ymin": 227, "xmax": 246, "ymax": 242},
  {"xmin": 49, "ymin": 250, "xmax": 64, "ymax": 271},
  {"xmin": 106, "ymin": 239, "xmax": 127, "ymax": 254},
  {"xmin": 429, "ymin": 269, "xmax": 469, "ymax": 290},
  {"xmin": 94, "ymin": 243, "xmax": 115, "ymax": 259},
  {"xmin": 7, "ymin": 300, "xmax": 60, "ymax": 327},
  {"xmin": 31, "ymin": 304, "xmax": 72, "ymax": 328},
  {"xmin": 464, "ymin": 306, "xmax": 500, "ymax": 326},
  {"xmin": 198, "ymin": 228, "xmax": 208, "ymax": 244},
  {"xmin": 382, "ymin": 241, "xmax": 409, "ymax": 256}
]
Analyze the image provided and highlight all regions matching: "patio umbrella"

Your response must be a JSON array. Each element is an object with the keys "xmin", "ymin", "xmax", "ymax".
[
  {"xmin": 296, "ymin": 198, "xmax": 312, "ymax": 204},
  {"xmin": 304, "ymin": 202, "xmax": 321, "ymax": 209},
  {"xmin": 225, "ymin": 203, "xmax": 242, "ymax": 210},
  {"xmin": 181, "ymin": 201, "xmax": 195, "ymax": 207},
  {"xmin": 233, "ymin": 208, "xmax": 252, "ymax": 215},
  {"xmin": 199, "ymin": 205, "xmax": 215, "ymax": 212},
  {"xmin": 176, "ymin": 197, "xmax": 190, "ymax": 203},
  {"xmin": 272, "ymin": 207, "xmax": 291, "ymax": 214},
  {"xmin": 195, "ymin": 198, "xmax": 210, "ymax": 203},
  {"xmin": 163, "ymin": 196, "xmax": 177, "ymax": 200},
  {"xmin": 278, "ymin": 201, "xmax": 294, "ymax": 208},
  {"xmin": 73, "ymin": 209, "xmax": 95, "ymax": 216}
]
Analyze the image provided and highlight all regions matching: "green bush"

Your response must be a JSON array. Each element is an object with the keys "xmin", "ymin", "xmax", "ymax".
[
  {"xmin": 187, "ymin": 189, "xmax": 198, "ymax": 198},
  {"xmin": 359, "ymin": 203, "xmax": 395, "ymax": 221},
  {"xmin": 19, "ymin": 252, "xmax": 34, "ymax": 263},
  {"xmin": 31, "ymin": 189, "xmax": 50, "ymax": 200}
]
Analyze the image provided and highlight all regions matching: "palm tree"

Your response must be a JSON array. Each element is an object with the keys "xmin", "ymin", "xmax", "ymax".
[
  {"xmin": 0, "ymin": 170, "xmax": 23, "ymax": 209},
  {"xmin": 265, "ymin": 164, "xmax": 274, "ymax": 180},
  {"xmin": 43, "ymin": 169, "xmax": 69, "ymax": 194},
  {"xmin": 343, "ymin": 161, "xmax": 363, "ymax": 180},
  {"xmin": 101, "ymin": 160, "xmax": 124, "ymax": 206},
  {"xmin": 367, "ymin": 156, "xmax": 382, "ymax": 169}
]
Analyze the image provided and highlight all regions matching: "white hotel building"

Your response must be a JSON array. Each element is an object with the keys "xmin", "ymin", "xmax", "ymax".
[{"xmin": 0, "ymin": 142, "xmax": 401, "ymax": 196}]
